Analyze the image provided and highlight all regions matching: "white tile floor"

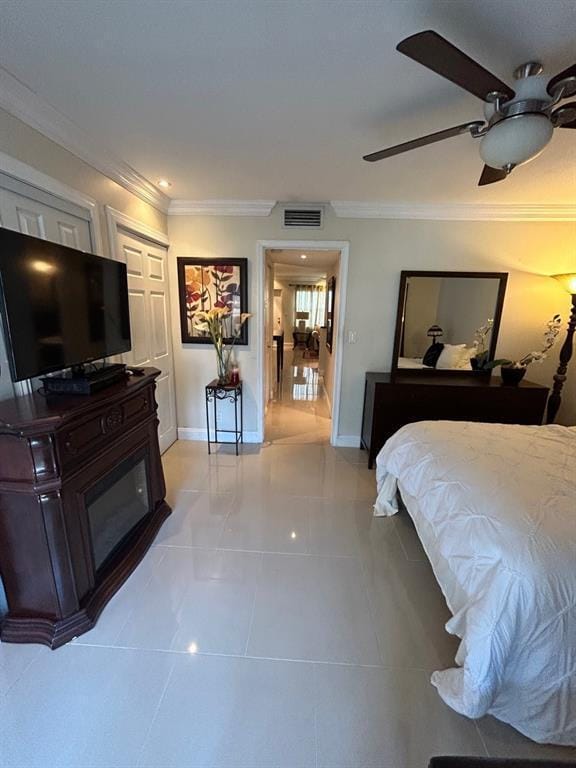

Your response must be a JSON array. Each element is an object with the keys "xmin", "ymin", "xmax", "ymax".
[{"xmin": 1, "ymin": 355, "xmax": 574, "ymax": 767}]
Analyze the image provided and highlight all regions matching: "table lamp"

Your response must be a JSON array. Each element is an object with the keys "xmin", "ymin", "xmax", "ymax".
[
  {"xmin": 427, "ymin": 325, "xmax": 444, "ymax": 344},
  {"xmin": 296, "ymin": 311, "xmax": 309, "ymax": 331},
  {"xmin": 546, "ymin": 273, "xmax": 576, "ymax": 423}
]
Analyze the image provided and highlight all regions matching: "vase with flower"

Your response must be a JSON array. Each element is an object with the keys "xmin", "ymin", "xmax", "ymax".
[{"xmin": 193, "ymin": 308, "xmax": 251, "ymax": 385}]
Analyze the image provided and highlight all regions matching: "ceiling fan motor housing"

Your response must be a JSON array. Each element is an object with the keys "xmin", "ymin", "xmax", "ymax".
[{"xmin": 480, "ymin": 74, "xmax": 554, "ymax": 169}]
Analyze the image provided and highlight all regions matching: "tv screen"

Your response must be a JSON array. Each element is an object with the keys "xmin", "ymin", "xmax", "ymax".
[{"xmin": 0, "ymin": 228, "xmax": 131, "ymax": 381}]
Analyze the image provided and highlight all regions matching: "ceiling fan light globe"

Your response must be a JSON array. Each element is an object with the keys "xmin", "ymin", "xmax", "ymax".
[{"xmin": 479, "ymin": 114, "xmax": 553, "ymax": 169}]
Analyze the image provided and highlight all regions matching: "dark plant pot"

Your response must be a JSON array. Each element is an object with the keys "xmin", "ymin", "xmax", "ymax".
[
  {"xmin": 500, "ymin": 365, "xmax": 526, "ymax": 386},
  {"xmin": 471, "ymin": 351, "xmax": 489, "ymax": 371}
]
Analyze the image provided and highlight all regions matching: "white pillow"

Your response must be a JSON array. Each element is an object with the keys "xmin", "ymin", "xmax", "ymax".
[{"xmin": 436, "ymin": 343, "xmax": 468, "ymax": 369}]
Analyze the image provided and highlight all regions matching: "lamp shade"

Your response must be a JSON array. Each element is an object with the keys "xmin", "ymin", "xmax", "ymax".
[
  {"xmin": 295, "ymin": 311, "xmax": 309, "ymax": 320},
  {"xmin": 427, "ymin": 324, "xmax": 443, "ymax": 338},
  {"xmin": 553, "ymin": 273, "xmax": 576, "ymax": 295},
  {"xmin": 479, "ymin": 114, "xmax": 553, "ymax": 169}
]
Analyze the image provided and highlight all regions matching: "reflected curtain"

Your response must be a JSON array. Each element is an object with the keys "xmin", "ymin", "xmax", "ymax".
[{"xmin": 294, "ymin": 285, "xmax": 326, "ymax": 328}]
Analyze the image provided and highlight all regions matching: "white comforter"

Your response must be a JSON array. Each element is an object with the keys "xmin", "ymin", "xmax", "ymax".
[{"xmin": 375, "ymin": 421, "xmax": 576, "ymax": 746}]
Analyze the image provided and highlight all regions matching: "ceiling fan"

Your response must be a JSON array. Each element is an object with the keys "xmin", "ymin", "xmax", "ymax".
[{"xmin": 363, "ymin": 30, "xmax": 576, "ymax": 185}]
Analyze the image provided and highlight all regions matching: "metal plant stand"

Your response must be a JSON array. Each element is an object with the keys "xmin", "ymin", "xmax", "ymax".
[{"xmin": 205, "ymin": 380, "xmax": 243, "ymax": 455}]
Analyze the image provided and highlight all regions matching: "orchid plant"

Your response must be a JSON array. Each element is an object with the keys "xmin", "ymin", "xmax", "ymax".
[
  {"xmin": 471, "ymin": 318, "xmax": 494, "ymax": 369},
  {"xmin": 193, "ymin": 307, "xmax": 251, "ymax": 383},
  {"xmin": 491, "ymin": 314, "xmax": 562, "ymax": 369}
]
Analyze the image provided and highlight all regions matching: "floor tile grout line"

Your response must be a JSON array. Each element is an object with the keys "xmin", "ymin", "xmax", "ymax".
[
  {"xmin": 66, "ymin": 642, "xmax": 436, "ymax": 672},
  {"xmin": 108, "ymin": 548, "xmax": 169, "ymax": 648},
  {"xmin": 134, "ymin": 652, "xmax": 178, "ymax": 768},
  {"xmin": 312, "ymin": 662, "xmax": 319, "ymax": 768},
  {"xmin": 215, "ymin": 496, "xmax": 235, "ymax": 550},
  {"xmin": 243, "ymin": 552, "xmax": 263, "ymax": 657},
  {"xmin": 355, "ymin": 537, "xmax": 388, "ymax": 670},
  {"xmin": 392, "ymin": 518, "xmax": 411, "ymax": 562},
  {"xmin": 306, "ymin": 497, "xmax": 313, "ymax": 556},
  {"xmin": 474, "ymin": 720, "xmax": 491, "ymax": 757},
  {"xmin": 166, "ymin": 490, "xmax": 375, "ymax": 502},
  {"xmin": 153, "ymin": 543, "xmax": 359, "ymax": 559},
  {"xmin": 0, "ymin": 645, "xmax": 45, "ymax": 699}
]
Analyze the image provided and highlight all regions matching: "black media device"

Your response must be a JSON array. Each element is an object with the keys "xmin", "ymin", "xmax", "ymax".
[
  {"xmin": 40, "ymin": 363, "xmax": 128, "ymax": 395},
  {"xmin": 0, "ymin": 228, "xmax": 132, "ymax": 393}
]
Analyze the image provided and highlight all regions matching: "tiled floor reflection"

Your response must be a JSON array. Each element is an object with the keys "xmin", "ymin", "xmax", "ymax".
[
  {"xmin": 2, "ymin": 377, "xmax": 574, "ymax": 766},
  {"xmin": 266, "ymin": 347, "xmax": 331, "ymax": 444}
]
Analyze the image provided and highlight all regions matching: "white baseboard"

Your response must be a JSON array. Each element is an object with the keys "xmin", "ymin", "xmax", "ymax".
[
  {"xmin": 332, "ymin": 435, "xmax": 361, "ymax": 448},
  {"xmin": 177, "ymin": 427, "xmax": 262, "ymax": 443}
]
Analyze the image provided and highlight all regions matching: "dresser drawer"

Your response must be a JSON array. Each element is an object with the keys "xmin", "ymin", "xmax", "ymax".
[
  {"xmin": 56, "ymin": 387, "xmax": 153, "ymax": 470},
  {"xmin": 363, "ymin": 372, "xmax": 549, "ymax": 468}
]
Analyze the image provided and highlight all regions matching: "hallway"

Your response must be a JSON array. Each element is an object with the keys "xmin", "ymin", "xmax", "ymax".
[{"xmin": 266, "ymin": 348, "xmax": 331, "ymax": 445}]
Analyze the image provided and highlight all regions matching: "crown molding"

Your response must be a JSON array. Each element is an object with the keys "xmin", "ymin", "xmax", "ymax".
[
  {"xmin": 330, "ymin": 201, "xmax": 576, "ymax": 222},
  {"xmin": 0, "ymin": 66, "xmax": 170, "ymax": 213},
  {"xmin": 169, "ymin": 199, "xmax": 276, "ymax": 216}
]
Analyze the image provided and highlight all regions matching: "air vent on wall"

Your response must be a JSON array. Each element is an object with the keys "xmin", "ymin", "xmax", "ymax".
[{"xmin": 282, "ymin": 206, "xmax": 323, "ymax": 229}]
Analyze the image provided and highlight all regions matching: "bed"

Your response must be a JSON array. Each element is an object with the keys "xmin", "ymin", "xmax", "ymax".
[{"xmin": 374, "ymin": 420, "xmax": 576, "ymax": 746}]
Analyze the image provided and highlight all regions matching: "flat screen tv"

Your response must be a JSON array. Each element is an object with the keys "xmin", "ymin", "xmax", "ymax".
[{"xmin": 0, "ymin": 228, "xmax": 131, "ymax": 381}]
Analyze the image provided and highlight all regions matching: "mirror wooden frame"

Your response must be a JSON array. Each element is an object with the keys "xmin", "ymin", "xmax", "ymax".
[{"xmin": 391, "ymin": 270, "xmax": 508, "ymax": 376}]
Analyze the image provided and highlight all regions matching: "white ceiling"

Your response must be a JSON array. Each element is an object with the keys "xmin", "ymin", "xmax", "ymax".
[
  {"xmin": 1, "ymin": 0, "xmax": 575, "ymax": 204},
  {"xmin": 267, "ymin": 250, "xmax": 339, "ymax": 268},
  {"xmin": 267, "ymin": 249, "xmax": 338, "ymax": 282}
]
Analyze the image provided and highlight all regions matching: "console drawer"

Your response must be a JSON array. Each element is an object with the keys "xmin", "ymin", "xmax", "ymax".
[{"xmin": 56, "ymin": 388, "xmax": 153, "ymax": 470}]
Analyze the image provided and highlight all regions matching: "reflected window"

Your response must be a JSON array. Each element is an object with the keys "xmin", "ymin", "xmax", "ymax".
[{"xmin": 292, "ymin": 365, "xmax": 319, "ymax": 400}]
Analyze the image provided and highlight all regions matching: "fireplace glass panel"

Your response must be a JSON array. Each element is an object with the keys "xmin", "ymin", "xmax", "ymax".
[{"xmin": 86, "ymin": 453, "xmax": 150, "ymax": 570}]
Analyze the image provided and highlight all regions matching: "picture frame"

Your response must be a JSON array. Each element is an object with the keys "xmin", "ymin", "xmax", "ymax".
[
  {"xmin": 326, "ymin": 275, "xmax": 336, "ymax": 353},
  {"xmin": 177, "ymin": 257, "xmax": 249, "ymax": 345}
]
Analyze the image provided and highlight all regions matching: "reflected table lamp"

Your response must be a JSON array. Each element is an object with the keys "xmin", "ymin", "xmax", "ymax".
[
  {"xmin": 296, "ymin": 311, "xmax": 309, "ymax": 331},
  {"xmin": 547, "ymin": 273, "xmax": 576, "ymax": 423},
  {"xmin": 427, "ymin": 325, "xmax": 444, "ymax": 344}
]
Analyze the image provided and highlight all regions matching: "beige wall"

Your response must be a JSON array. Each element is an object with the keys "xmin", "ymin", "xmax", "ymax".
[
  {"xmin": 168, "ymin": 208, "xmax": 576, "ymax": 439},
  {"xmin": 273, "ymin": 277, "xmax": 294, "ymax": 337},
  {"xmin": 403, "ymin": 277, "xmax": 442, "ymax": 358},
  {"xmin": 0, "ymin": 109, "xmax": 167, "ymax": 256}
]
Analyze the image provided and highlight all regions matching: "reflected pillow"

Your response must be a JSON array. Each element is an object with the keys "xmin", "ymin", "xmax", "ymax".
[
  {"xmin": 436, "ymin": 343, "xmax": 468, "ymax": 369},
  {"xmin": 454, "ymin": 346, "xmax": 474, "ymax": 370},
  {"xmin": 422, "ymin": 343, "xmax": 444, "ymax": 368}
]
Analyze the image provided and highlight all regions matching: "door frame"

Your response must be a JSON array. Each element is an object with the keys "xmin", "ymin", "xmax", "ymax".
[
  {"xmin": 105, "ymin": 206, "xmax": 169, "ymax": 253},
  {"xmin": 256, "ymin": 239, "xmax": 349, "ymax": 446},
  {"xmin": 0, "ymin": 151, "xmax": 104, "ymax": 255}
]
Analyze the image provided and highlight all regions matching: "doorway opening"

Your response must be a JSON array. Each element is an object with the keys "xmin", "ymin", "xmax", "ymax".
[{"xmin": 262, "ymin": 245, "xmax": 345, "ymax": 445}]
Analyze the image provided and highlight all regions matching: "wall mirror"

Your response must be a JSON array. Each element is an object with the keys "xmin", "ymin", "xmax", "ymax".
[{"xmin": 392, "ymin": 271, "xmax": 508, "ymax": 374}]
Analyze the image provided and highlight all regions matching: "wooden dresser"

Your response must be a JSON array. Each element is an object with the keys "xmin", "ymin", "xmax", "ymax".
[
  {"xmin": 0, "ymin": 368, "xmax": 170, "ymax": 648},
  {"xmin": 361, "ymin": 372, "xmax": 549, "ymax": 469}
]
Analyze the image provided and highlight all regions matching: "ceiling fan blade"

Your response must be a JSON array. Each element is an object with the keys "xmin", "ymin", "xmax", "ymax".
[
  {"xmin": 397, "ymin": 30, "xmax": 515, "ymax": 102},
  {"xmin": 478, "ymin": 165, "xmax": 509, "ymax": 186},
  {"xmin": 551, "ymin": 101, "xmax": 576, "ymax": 128},
  {"xmin": 363, "ymin": 121, "xmax": 484, "ymax": 162},
  {"xmin": 547, "ymin": 63, "xmax": 576, "ymax": 96}
]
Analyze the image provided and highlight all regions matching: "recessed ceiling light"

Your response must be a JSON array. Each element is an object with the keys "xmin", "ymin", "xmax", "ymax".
[
  {"xmin": 157, "ymin": 179, "xmax": 172, "ymax": 189},
  {"xmin": 300, "ymin": 254, "xmax": 307, "ymax": 260}
]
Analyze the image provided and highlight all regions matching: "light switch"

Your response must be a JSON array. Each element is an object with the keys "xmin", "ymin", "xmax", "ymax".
[{"xmin": 347, "ymin": 331, "xmax": 357, "ymax": 344}]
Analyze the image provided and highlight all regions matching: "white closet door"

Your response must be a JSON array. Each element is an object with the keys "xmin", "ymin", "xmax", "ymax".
[
  {"xmin": 0, "ymin": 187, "xmax": 92, "ymax": 251},
  {"xmin": 0, "ymin": 184, "xmax": 93, "ymax": 400},
  {"xmin": 115, "ymin": 229, "xmax": 177, "ymax": 454}
]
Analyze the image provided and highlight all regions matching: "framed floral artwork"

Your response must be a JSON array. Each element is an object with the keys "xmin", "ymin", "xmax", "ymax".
[{"xmin": 177, "ymin": 258, "xmax": 249, "ymax": 344}]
